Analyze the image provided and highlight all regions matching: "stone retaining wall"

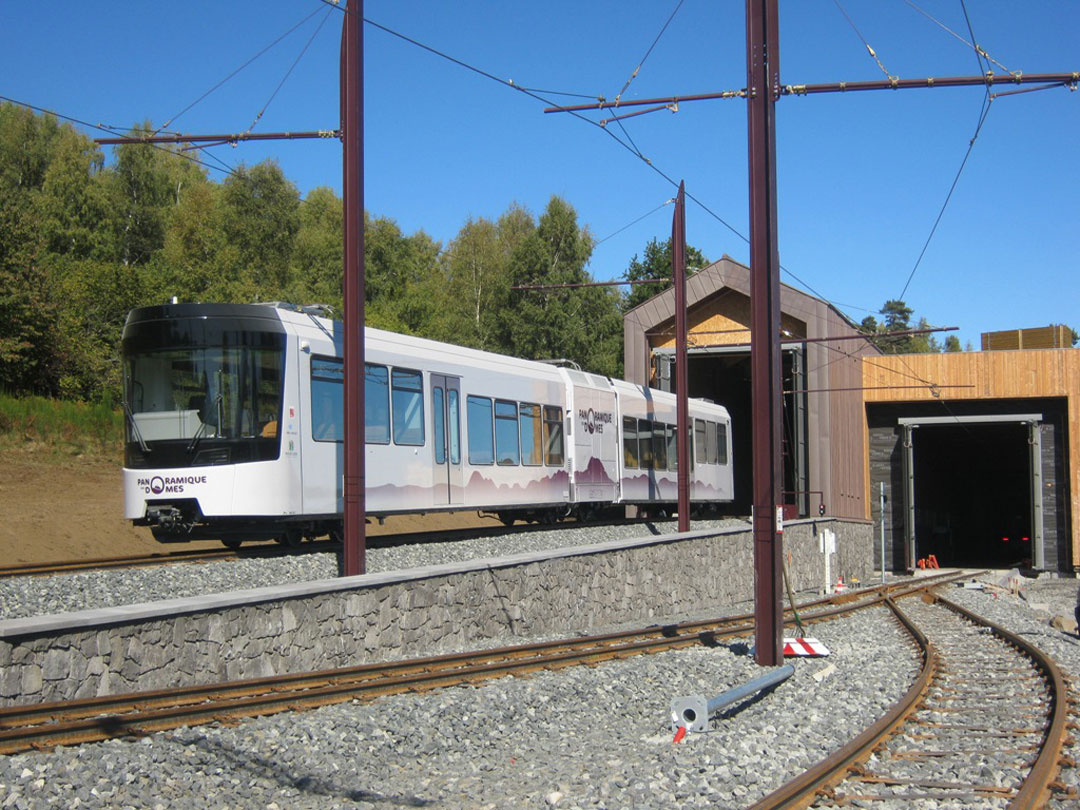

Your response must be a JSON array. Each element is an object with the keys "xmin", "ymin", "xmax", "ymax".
[{"xmin": 0, "ymin": 519, "xmax": 871, "ymax": 706}]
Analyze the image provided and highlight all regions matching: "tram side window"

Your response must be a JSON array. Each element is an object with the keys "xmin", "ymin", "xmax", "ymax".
[
  {"xmin": 652, "ymin": 421, "xmax": 667, "ymax": 471},
  {"xmin": 448, "ymin": 390, "xmax": 461, "ymax": 464},
  {"xmin": 638, "ymin": 419, "xmax": 654, "ymax": 469},
  {"xmin": 694, "ymin": 419, "xmax": 707, "ymax": 464},
  {"xmin": 706, "ymin": 421, "xmax": 718, "ymax": 465},
  {"xmin": 466, "ymin": 395, "xmax": 494, "ymax": 465},
  {"xmin": 310, "ymin": 358, "xmax": 390, "ymax": 444},
  {"xmin": 519, "ymin": 403, "xmax": 542, "ymax": 466},
  {"xmin": 391, "ymin": 369, "xmax": 424, "ymax": 446},
  {"xmin": 494, "ymin": 399, "xmax": 520, "ymax": 465},
  {"xmin": 667, "ymin": 424, "xmax": 678, "ymax": 471},
  {"xmin": 432, "ymin": 386, "xmax": 446, "ymax": 464},
  {"xmin": 544, "ymin": 405, "xmax": 564, "ymax": 466},
  {"xmin": 365, "ymin": 364, "xmax": 389, "ymax": 444},
  {"xmin": 623, "ymin": 416, "xmax": 639, "ymax": 469},
  {"xmin": 310, "ymin": 357, "xmax": 343, "ymax": 442},
  {"xmin": 717, "ymin": 422, "xmax": 728, "ymax": 465}
]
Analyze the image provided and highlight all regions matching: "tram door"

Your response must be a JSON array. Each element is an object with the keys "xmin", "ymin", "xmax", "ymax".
[{"xmin": 431, "ymin": 374, "xmax": 463, "ymax": 505}]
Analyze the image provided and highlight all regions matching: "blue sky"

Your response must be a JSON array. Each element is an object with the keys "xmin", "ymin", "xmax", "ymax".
[{"xmin": 2, "ymin": 1, "xmax": 1077, "ymax": 349}]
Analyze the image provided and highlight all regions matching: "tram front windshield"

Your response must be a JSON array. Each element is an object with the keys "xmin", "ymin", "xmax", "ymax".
[{"xmin": 123, "ymin": 321, "xmax": 284, "ymax": 469}]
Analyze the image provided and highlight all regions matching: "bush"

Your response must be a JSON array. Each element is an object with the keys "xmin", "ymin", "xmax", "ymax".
[{"xmin": 0, "ymin": 393, "xmax": 123, "ymax": 459}]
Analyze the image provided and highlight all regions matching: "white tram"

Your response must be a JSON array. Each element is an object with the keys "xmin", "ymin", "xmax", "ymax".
[{"xmin": 121, "ymin": 302, "xmax": 733, "ymax": 546}]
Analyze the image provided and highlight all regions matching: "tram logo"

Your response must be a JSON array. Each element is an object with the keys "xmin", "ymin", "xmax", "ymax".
[
  {"xmin": 578, "ymin": 408, "xmax": 613, "ymax": 435},
  {"xmin": 138, "ymin": 474, "xmax": 207, "ymax": 495}
]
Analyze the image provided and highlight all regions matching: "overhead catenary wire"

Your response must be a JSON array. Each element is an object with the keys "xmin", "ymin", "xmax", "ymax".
[
  {"xmin": 354, "ymin": 7, "xmax": 1038, "ymax": 407},
  {"xmin": 904, "ymin": 0, "xmax": 1015, "ymax": 76},
  {"xmin": 897, "ymin": 95, "xmax": 993, "ymax": 301},
  {"xmin": 322, "ymin": 2, "xmax": 1070, "ymax": 399},
  {"xmin": 156, "ymin": 5, "xmax": 328, "ymax": 135},
  {"xmin": 244, "ymin": 3, "xmax": 336, "ymax": 134},
  {"xmin": 612, "ymin": 0, "xmax": 686, "ymax": 105},
  {"xmin": 329, "ymin": 0, "xmax": 1075, "ymax": 357},
  {"xmin": 324, "ymin": 2, "xmax": 755, "ymax": 250},
  {"xmin": 595, "ymin": 198, "xmax": 676, "ymax": 246},
  {"xmin": 958, "ymin": 0, "xmax": 989, "ymax": 78},
  {"xmin": 831, "ymin": 0, "xmax": 894, "ymax": 79}
]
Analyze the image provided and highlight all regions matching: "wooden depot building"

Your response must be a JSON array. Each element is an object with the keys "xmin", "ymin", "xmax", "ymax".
[{"xmin": 625, "ymin": 258, "xmax": 1079, "ymax": 574}]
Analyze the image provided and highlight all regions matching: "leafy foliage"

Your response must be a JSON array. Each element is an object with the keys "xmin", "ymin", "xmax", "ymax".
[
  {"xmin": 621, "ymin": 236, "xmax": 708, "ymax": 314},
  {"xmin": 862, "ymin": 300, "xmax": 967, "ymax": 355},
  {"xmin": 0, "ymin": 104, "xmax": 631, "ymax": 404}
]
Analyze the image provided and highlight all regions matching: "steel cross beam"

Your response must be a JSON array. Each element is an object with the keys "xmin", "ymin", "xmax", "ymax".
[
  {"xmin": 542, "ymin": 72, "xmax": 1079, "ymax": 115},
  {"xmin": 94, "ymin": 130, "xmax": 339, "ymax": 145}
]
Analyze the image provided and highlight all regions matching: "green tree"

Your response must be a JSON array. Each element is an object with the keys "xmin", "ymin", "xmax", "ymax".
[
  {"xmin": 362, "ymin": 212, "xmax": 442, "ymax": 334},
  {"xmin": 499, "ymin": 197, "xmax": 622, "ymax": 376},
  {"xmin": 37, "ymin": 126, "xmax": 111, "ymax": 260},
  {"xmin": 370, "ymin": 230, "xmax": 442, "ymax": 335},
  {"xmin": 944, "ymin": 335, "xmax": 962, "ymax": 352},
  {"xmin": 48, "ymin": 256, "xmax": 145, "ymax": 398},
  {"xmin": 0, "ymin": 104, "xmax": 65, "ymax": 394},
  {"xmin": 909, "ymin": 317, "xmax": 941, "ymax": 354},
  {"xmin": 621, "ymin": 236, "xmax": 708, "ymax": 314},
  {"xmin": 107, "ymin": 124, "xmax": 180, "ymax": 266},
  {"xmin": 876, "ymin": 299, "xmax": 915, "ymax": 354},
  {"xmin": 435, "ymin": 206, "xmax": 537, "ymax": 351},
  {"xmin": 288, "ymin": 186, "xmax": 343, "ymax": 310},
  {"xmin": 217, "ymin": 160, "xmax": 301, "ymax": 299},
  {"xmin": 155, "ymin": 177, "xmax": 223, "ymax": 302}
]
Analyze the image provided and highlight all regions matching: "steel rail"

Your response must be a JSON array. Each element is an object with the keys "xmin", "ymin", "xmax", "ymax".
[
  {"xmin": 0, "ymin": 571, "xmax": 976, "ymax": 754},
  {"xmin": 931, "ymin": 592, "xmax": 1070, "ymax": 810},
  {"xmin": 0, "ymin": 614, "xmax": 768, "ymax": 753},
  {"xmin": 749, "ymin": 583, "xmax": 1068, "ymax": 809},
  {"xmin": 746, "ymin": 595, "xmax": 936, "ymax": 809}
]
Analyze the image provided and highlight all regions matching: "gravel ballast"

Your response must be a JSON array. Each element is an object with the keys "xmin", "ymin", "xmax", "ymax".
[
  {"xmin": 0, "ymin": 605, "xmax": 915, "ymax": 809},
  {"xmin": 1, "ymin": 526, "xmax": 1078, "ymax": 808}
]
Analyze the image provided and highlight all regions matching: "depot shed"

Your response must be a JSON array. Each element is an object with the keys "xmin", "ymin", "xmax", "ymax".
[
  {"xmin": 623, "ymin": 259, "xmax": 1079, "ymax": 574},
  {"xmin": 865, "ymin": 350, "xmax": 1080, "ymax": 573},
  {"xmin": 623, "ymin": 255, "xmax": 879, "ymax": 522}
]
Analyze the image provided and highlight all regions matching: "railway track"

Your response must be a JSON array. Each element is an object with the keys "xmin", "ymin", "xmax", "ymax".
[
  {"xmin": 0, "ymin": 572, "xmax": 968, "ymax": 756},
  {"xmin": 751, "ymin": 588, "xmax": 1075, "ymax": 809}
]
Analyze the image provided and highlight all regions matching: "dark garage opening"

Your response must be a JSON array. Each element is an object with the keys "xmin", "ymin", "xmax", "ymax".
[
  {"xmin": 686, "ymin": 351, "xmax": 803, "ymax": 517},
  {"xmin": 912, "ymin": 422, "xmax": 1032, "ymax": 568}
]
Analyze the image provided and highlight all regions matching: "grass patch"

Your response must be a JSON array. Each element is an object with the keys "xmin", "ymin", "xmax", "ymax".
[{"xmin": 0, "ymin": 393, "xmax": 123, "ymax": 461}]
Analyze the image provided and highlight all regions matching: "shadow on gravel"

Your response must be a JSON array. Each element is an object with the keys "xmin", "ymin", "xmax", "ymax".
[
  {"xmin": 177, "ymin": 732, "xmax": 434, "ymax": 806},
  {"xmin": 715, "ymin": 680, "xmax": 787, "ymax": 720}
]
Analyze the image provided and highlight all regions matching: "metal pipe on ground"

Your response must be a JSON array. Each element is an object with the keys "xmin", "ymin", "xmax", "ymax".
[{"xmin": 671, "ymin": 664, "xmax": 795, "ymax": 733}]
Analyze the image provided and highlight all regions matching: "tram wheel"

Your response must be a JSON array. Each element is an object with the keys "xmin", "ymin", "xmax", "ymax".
[{"xmin": 277, "ymin": 528, "xmax": 303, "ymax": 547}]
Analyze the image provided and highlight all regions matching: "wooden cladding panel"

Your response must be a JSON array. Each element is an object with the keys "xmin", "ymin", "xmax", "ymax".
[{"xmin": 863, "ymin": 349, "xmax": 1080, "ymax": 569}]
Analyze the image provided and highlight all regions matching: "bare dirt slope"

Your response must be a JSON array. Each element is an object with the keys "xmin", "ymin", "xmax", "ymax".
[{"xmin": 0, "ymin": 446, "xmax": 494, "ymax": 565}]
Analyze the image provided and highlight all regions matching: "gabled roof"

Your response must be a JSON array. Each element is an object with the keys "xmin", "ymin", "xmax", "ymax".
[
  {"xmin": 623, "ymin": 254, "xmax": 861, "ymax": 333},
  {"xmin": 622, "ymin": 254, "xmax": 877, "ymax": 384}
]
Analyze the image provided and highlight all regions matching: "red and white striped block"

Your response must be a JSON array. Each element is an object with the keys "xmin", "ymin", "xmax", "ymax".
[{"xmin": 783, "ymin": 637, "xmax": 831, "ymax": 657}]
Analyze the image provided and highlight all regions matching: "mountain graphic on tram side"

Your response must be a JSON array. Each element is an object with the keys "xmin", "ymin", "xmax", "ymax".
[{"xmin": 573, "ymin": 457, "xmax": 617, "ymax": 486}]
